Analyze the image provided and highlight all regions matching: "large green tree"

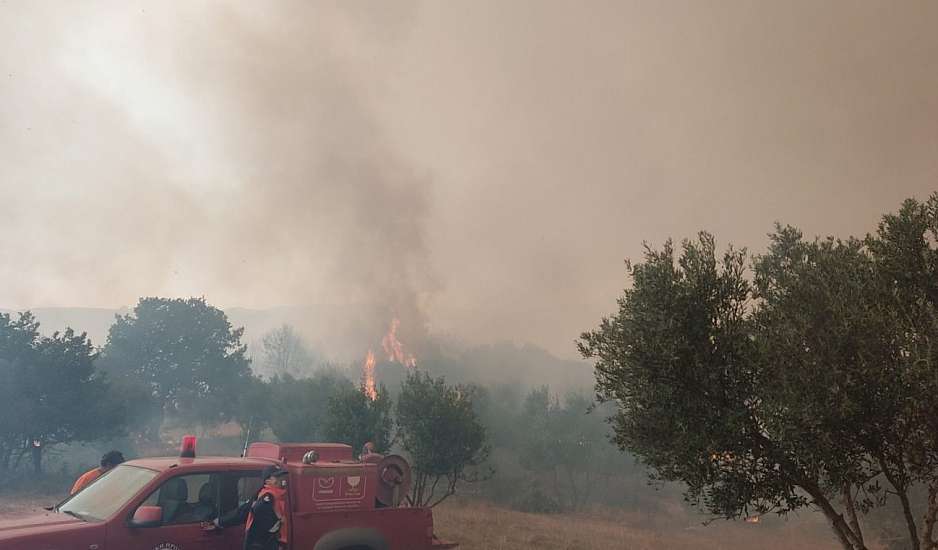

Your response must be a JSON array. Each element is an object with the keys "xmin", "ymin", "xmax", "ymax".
[
  {"xmin": 579, "ymin": 194, "xmax": 938, "ymax": 550},
  {"xmin": 577, "ymin": 234, "xmax": 860, "ymax": 548},
  {"xmin": 396, "ymin": 371, "xmax": 491, "ymax": 507},
  {"xmin": 0, "ymin": 312, "xmax": 125, "ymax": 475},
  {"xmin": 99, "ymin": 297, "xmax": 252, "ymax": 434}
]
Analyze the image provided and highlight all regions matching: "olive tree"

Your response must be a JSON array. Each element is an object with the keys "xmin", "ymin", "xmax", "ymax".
[
  {"xmin": 580, "ymin": 233, "xmax": 869, "ymax": 549},
  {"xmin": 579, "ymin": 194, "xmax": 938, "ymax": 550},
  {"xmin": 396, "ymin": 371, "xmax": 491, "ymax": 507}
]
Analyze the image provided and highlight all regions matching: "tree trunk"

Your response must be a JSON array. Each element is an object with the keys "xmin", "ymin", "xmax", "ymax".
[
  {"xmin": 0, "ymin": 446, "xmax": 10, "ymax": 471},
  {"xmin": 842, "ymin": 484, "xmax": 864, "ymax": 547},
  {"xmin": 31, "ymin": 442, "xmax": 42, "ymax": 474},
  {"xmin": 802, "ymin": 482, "xmax": 869, "ymax": 550},
  {"xmin": 877, "ymin": 453, "xmax": 919, "ymax": 550},
  {"xmin": 0, "ymin": 446, "xmax": 11, "ymax": 484},
  {"xmin": 566, "ymin": 467, "xmax": 579, "ymax": 511},
  {"xmin": 898, "ymin": 487, "xmax": 921, "ymax": 550},
  {"xmin": 921, "ymin": 483, "xmax": 938, "ymax": 550},
  {"xmin": 11, "ymin": 443, "xmax": 25, "ymax": 471}
]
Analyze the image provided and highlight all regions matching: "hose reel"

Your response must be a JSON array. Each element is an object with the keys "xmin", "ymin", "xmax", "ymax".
[{"xmin": 375, "ymin": 454, "xmax": 411, "ymax": 508}]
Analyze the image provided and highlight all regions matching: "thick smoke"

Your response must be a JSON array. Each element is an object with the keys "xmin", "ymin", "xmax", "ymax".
[
  {"xmin": 2, "ymin": 1, "xmax": 937, "ymax": 359},
  {"xmin": 1, "ymin": 2, "xmax": 435, "ymax": 356},
  {"xmin": 165, "ymin": 3, "xmax": 437, "ymax": 348}
]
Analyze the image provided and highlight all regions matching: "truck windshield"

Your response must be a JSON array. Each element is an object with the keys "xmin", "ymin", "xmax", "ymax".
[{"xmin": 59, "ymin": 465, "xmax": 158, "ymax": 522}]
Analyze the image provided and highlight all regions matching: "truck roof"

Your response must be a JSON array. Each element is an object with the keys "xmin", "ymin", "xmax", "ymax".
[{"xmin": 125, "ymin": 456, "xmax": 278, "ymax": 472}]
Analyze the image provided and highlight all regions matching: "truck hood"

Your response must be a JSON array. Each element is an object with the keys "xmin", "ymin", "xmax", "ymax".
[{"xmin": 0, "ymin": 511, "xmax": 88, "ymax": 538}]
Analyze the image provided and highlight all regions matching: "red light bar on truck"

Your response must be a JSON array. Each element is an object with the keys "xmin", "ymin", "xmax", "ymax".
[{"xmin": 180, "ymin": 435, "xmax": 197, "ymax": 458}]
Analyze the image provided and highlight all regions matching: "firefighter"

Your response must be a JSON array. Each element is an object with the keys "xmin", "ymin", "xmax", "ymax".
[
  {"xmin": 204, "ymin": 465, "xmax": 289, "ymax": 550},
  {"xmin": 69, "ymin": 450, "xmax": 124, "ymax": 495},
  {"xmin": 244, "ymin": 465, "xmax": 290, "ymax": 550}
]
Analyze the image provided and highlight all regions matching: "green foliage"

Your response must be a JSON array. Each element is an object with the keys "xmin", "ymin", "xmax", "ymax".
[
  {"xmin": 99, "ymin": 297, "xmax": 252, "ymax": 433},
  {"xmin": 580, "ymin": 233, "xmax": 780, "ymax": 519},
  {"xmin": 865, "ymin": 195, "xmax": 938, "ymax": 550},
  {"xmin": 324, "ymin": 383, "xmax": 393, "ymax": 454},
  {"xmin": 579, "ymin": 193, "xmax": 938, "ymax": 550},
  {"xmin": 754, "ymin": 229, "xmax": 895, "ymax": 489},
  {"xmin": 233, "ymin": 375, "xmax": 274, "ymax": 445},
  {"xmin": 266, "ymin": 370, "xmax": 353, "ymax": 442},
  {"xmin": 473, "ymin": 383, "xmax": 525, "ymax": 449},
  {"xmin": 0, "ymin": 312, "xmax": 125, "ymax": 475},
  {"xmin": 396, "ymin": 370, "xmax": 491, "ymax": 507},
  {"xmin": 518, "ymin": 386, "xmax": 619, "ymax": 511}
]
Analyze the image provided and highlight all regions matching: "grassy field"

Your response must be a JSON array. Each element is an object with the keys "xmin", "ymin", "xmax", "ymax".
[{"xmin": 432, "ymin": 499, "xmax": 847, "ymax": 550}]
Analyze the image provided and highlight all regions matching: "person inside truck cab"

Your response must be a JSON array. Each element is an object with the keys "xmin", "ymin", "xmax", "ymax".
[
  {"xmin": 190, "ymin": 480, "xmax": 219, "ymax": 520},
  {"xmin": 69, "ymin": 450, "xmax": 124, "ymax": 495},
  {"xmin": 173, "ymin": 479, "xmax": 218, "ymax": 523},
  {"xmin": 156, "ymin": 477, "xmax": 190, "ymax": 523}
]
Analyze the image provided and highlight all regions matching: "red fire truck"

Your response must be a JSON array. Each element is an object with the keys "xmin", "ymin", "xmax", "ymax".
[{"xmin": 0, "ymin": 438, "xmax": 457, "ymax": 550}]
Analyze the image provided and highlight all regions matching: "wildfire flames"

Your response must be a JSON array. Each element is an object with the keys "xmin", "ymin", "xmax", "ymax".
[
  {"xmin": 362, "ymin": 350, "xmax": 377, "ymax": 401},
  {"xmin": 382, "ymin": 318, "xmax": 417, "ymax": 367},
  {"xmin": 361, "ymin": 318, "xmax": 416, "ymax": 401}
]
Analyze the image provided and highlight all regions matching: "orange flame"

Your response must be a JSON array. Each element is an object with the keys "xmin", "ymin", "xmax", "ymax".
[
  {"xmin": 362, "ymin": 350, "xmax": 377, "ymax": 401},
  {"xmin": 381, "ymin": 318, "xmax": 416, "ymax": 368},
  {"xmin": 360, "ymin": 318, "xmax": 417, "ymax": 401}
]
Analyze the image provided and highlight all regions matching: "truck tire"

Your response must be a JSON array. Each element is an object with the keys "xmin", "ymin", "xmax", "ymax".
[{"xmin": 312, "ymin": 528, "xmax": 389, "ymax": 550}]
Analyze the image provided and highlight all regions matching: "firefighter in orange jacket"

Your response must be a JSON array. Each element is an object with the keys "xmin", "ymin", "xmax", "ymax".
[
  {"xmin": 69, "ymin": 450, "xmax": 124, "ymax": 495},
  {"xmin": 203, "ymin": 464, "xmax": 289, "ymax": 549},
  {"xmin": 244, "ymin": 465, "xmax": 289, "ymax": 550}
]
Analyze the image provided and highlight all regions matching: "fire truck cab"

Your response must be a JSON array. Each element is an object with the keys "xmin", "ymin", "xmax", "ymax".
[{"xmin": 0, "ymin": 439, "xmax": 456, "ymax": 550}]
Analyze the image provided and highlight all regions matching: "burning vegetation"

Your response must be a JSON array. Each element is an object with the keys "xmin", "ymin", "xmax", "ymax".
[{"xmin": 361, "ymin": 317, "xmax": 417, "ymax": 401}]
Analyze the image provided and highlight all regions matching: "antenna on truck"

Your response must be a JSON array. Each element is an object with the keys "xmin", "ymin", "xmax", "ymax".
[{"xmin": 241, "ymin": 416, "xmax": 254, "ymax": 458}]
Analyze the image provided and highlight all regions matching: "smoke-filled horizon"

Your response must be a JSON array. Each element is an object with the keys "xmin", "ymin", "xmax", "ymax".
[{"xmin": 2, "ymin": 1, "xmax": 937, "ymax": 358}]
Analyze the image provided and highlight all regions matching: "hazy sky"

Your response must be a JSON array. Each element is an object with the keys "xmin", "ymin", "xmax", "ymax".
[{"xmin": 1, "ymin": 1, "xmax": 936, "ymax": 357}]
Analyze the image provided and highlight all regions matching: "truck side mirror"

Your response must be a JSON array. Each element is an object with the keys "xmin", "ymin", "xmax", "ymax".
[{"xmin": 129, "ymin": 505, "xmax": 163, "ymax": 528}]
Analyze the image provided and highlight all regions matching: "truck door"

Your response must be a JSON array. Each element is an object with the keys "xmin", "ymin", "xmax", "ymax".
[
  {"xmin": 216, "ymin": 470, "xmax": 264, "ymax": 550},
  {"xmin": 111, "ymin": 472, "xmax": 224, "ymax": 550}
]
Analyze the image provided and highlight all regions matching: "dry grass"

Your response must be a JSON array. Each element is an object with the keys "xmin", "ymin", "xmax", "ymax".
[
  {"xmin": 432, "ymin": 499, "xmax": 851, "ymax": 550},
  {"xmin": 0, "ymin": 491, "xmax": 879, "ymax": 549}
]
